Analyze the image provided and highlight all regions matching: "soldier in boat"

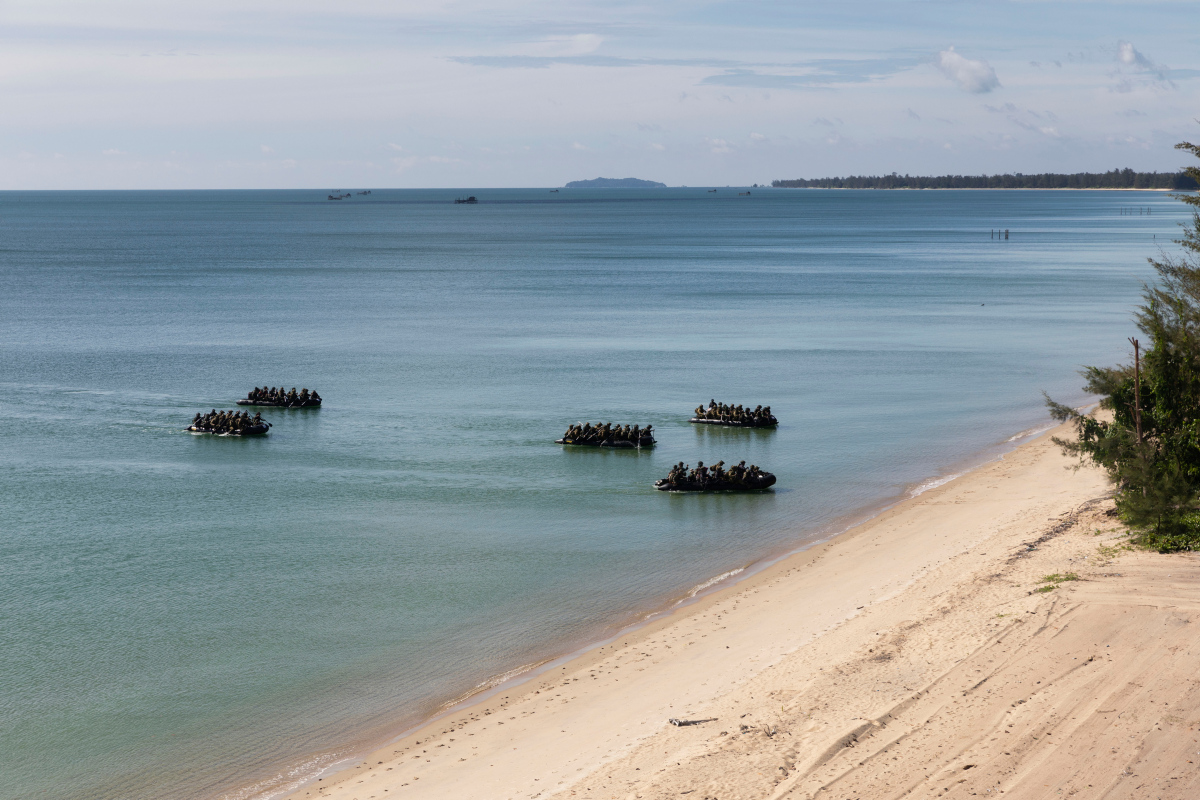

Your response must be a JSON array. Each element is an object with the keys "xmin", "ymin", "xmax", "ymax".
[
  {"xmin": 188, "ymin": 409, "xmax": 271, "ymax": 435},
  {"xmin": 240, "ymin": 386, "xmax": 322, "ymax": 407},
  {"xmin": 656, "ymin": 459, "xmax": 775, "ymax": 491},
  {"xmin": 690, "ymin": 400, "xmax": 777, "ymax": 427},
  {"xmin": 558, "ymin": 421, "xmax": 655, "ymax": 447}
]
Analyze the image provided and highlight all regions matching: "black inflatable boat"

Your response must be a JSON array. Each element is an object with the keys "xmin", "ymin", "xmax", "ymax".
[{"xmin": 654, "ymin": 471, "xmax": 776, "ymax": 492}]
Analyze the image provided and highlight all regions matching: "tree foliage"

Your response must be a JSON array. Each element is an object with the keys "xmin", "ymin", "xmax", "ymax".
[
  {"xmin": 773, "ymin": 169, "xmax": 1197, "ymax": 190},
  {"xmin": 1048, "ymin": 142, "xmax": 1200, "ymax": 550}
]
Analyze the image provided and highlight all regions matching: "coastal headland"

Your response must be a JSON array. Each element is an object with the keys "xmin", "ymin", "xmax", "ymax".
[{"xmin": 287, "ymin": 422, "xmax": 1200, "ymax": 800}]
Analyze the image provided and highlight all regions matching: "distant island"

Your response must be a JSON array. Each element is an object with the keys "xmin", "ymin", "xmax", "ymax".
[
  {"xmin": 564, "ymin": 177, "xmax": 667, "ymax": 189},
  {"xmin": 772, "ymin": 169, "xmax": 1197, "ymax": 190}
]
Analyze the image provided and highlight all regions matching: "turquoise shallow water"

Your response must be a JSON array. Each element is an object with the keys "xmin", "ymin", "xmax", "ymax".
[{"xmin": 0, "ymin": 188, "xmax": 1184, "ymax": 799}]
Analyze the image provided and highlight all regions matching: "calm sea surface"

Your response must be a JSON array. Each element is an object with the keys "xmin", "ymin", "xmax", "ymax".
[{"xmin": 0, "ymin": 188, "xmax": 1185, "ymax": 799}]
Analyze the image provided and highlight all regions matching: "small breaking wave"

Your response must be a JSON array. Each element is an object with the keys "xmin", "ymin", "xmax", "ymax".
[
  {"xmin": 220, "ymin": 752, "xmax": 355, "ymax": 800},
  {"xmin": 471, "ymin": 660, "xmax": 547, "ymax": 693},
  {"xmin": 687, "ymin": 568, "xmax": 745, "ymax": 598},
  {"xmin": 1006, "ymin": 424, "xmax": 1054, "ymax": 442},
  {"xmin": 909, "ymin": 473, "xmax": 960, "ymax": 497},
  {"xmin": 435, "ymin": 659, "xmax": 551, "ymax": 713}
]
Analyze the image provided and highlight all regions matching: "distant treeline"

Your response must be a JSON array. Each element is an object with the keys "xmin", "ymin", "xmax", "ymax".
[{"xmin": 772, "ymin": 169, "xmax": 1198, "ymax": 190}]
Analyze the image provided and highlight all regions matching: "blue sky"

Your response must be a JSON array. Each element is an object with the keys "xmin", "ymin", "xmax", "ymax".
[{"xmin": 1, "ymin": 0, "xmax": 1197, "ymax": 188}]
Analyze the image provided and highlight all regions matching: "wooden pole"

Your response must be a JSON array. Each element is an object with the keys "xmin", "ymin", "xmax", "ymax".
[{"xmin": 1129, "ymin": 337, "xmax": 1142, "ymax": 443}]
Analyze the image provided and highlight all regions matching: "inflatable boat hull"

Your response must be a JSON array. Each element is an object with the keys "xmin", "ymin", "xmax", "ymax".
[
  {"xmin": 237, "ymin": 399, "xmax": 321, "ymax": 408},
  {"xmin": 186, "ymin": 424, "xmax": 271, "ymax": 436},
  {"xmin": 556, "ymin": 437, "xmax": 656, "ymax": 448},
  {"xmin": 688, "ymin": 417, "xmax": 777, "ymax": 428},
  {"xmin": 655, "ymin": 473, "xmax": 776, "ymax": 492}
]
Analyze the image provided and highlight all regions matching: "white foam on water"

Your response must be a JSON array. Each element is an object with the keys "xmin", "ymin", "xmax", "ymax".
[
  {"xmin": 1006, "ymin": 423, "xmax": 1054, "ymax": 442},
  {"xmin": 470, "ymin": 660, "xmax": 548, "ymax": 695},
  {"xmin": 427, "ymin": 658, "xmax": 554, "ymax": 717},
  {"xmin": 686, "ymin": 567, "xmax": 745, "ymax": 598},
  {"xmin": 221, "ymin": 752, "xmax": 355, "ymax": 800},
  {"xmin": 908, "ymin": 473, "xmax": 961, "ymax": 497}
]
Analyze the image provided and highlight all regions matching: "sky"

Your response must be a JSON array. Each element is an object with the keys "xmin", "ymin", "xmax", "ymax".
[{"xmin": 1, "ymin": 0, "xmax": 1198, "ymax": 188}]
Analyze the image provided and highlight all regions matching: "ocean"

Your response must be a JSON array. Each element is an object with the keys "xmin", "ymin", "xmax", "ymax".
[{"xmin": 0, "ymin": 188, "xmax": 1183, "ymax": 799}]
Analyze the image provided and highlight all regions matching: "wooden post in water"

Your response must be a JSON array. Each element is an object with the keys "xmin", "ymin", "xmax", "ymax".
[
  {"xmin": 1004, "ymin": 229, "xmax": 1009, "ymax": 240},
  {"xmin": 1130, "ymin": 336, "xmax": 1142, "ymax": 443}
]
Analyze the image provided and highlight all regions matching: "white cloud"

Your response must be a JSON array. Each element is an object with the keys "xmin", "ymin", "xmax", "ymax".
[
  {"xmin": 749, "ymin": 132, "xmax": 767, "ymax": 141},
  {"xmin": 563, "ymin": 34, "xmax": 603, "ymax": 55},
  {"xmin": 1118, "ymin": 42, "xmax": 1153, "ymax": 71},
  {"xmin": 936, "ymin": 47, "xmax": 1000, "ymax": 93},
  {"xmin": 525, "ymin": 34, "xmax": 603, "ymax": 57},
  {"xmin": 101, "ymin": 148, "xmax": 125, "ymax": 156},
  {"xmin": 387, "ymin": 143, "xmax": 404, "ymax": 152},
  {"xmin": 572, "ymin": 142, "xmax": 588, "ymax": 150},
  {"xmin": 706, "ymin": 138, "xmax": 733, "ymax": 154},
  {"xmin": 1116, "ymin": 41, "xmax": 1170, "ymax": 84},
  {"xmin": 650, "ymin": 143, "xmax": 665, "ymax": 151},
  {"xmin": 260, "ymin": 144, "xmax": 273, "ymax": 154}
]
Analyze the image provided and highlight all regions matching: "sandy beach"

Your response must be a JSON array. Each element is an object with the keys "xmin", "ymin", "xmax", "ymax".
[{"xmin": 288, "ymin": 421, "xmax": 1200, "ymax": 800}]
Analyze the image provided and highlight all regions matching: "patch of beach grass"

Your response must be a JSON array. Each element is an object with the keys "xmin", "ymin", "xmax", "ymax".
[{"xmin": 1036, "ymin": 572, "xmax": 1080, "ymax": 591}]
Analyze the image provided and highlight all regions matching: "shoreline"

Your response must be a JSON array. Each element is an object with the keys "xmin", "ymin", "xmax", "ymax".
[
  {"xmin": 275, "ymin": 416, "xmax": 1132, "ymax": 800},
  {"xmin": 242, "ymin": 422, "xmax": 1051, "ymax": 798}
]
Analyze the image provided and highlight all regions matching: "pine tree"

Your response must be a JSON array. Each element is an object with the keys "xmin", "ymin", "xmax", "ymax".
[{"xmin": 1048, "ymin": 140, "xmax": 1200, "ymax": 549}]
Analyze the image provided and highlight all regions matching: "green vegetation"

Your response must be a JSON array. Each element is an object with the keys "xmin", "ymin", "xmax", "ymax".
[
  {"xmin": 772, "ymin": 169, "xmax": 1197, "ymax": 190},
  {"xmin": 1048, "ymin": 141, "xmax": 1200, "ymax": 551},
  {"xmin": 1035, "ymin": 573, "xmax": 1080, "ymax": 592}
]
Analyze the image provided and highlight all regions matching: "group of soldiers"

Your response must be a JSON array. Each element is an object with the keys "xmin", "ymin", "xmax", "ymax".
[
  {"xmin": 664, "ymin": 460, "xmax": 765, "ymax": 486},
  {"xmin": 190, "ymin": 409, "xmax": 269, "ymax": 434},
  {"xmin": 693, "ymin": 400, "xmax": 774, "ymax": 424},
  {"xmin": 562, "ymin": 422, "xmax": 654, "ymax": 444},
  {"xmin": 245, "ymin": 387, "xmax": 321, "ymax": 405}
]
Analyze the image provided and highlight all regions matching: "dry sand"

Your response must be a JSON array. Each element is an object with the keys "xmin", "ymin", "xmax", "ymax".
[{"xmin": 290, "ymin": 422, "xmax": 1200, "ymax": 800}]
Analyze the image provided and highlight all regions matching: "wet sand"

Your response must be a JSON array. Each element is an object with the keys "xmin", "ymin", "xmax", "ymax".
[{"xmin": 290, "ymin": 421, "xmax": 1200, "ymax": 800}]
